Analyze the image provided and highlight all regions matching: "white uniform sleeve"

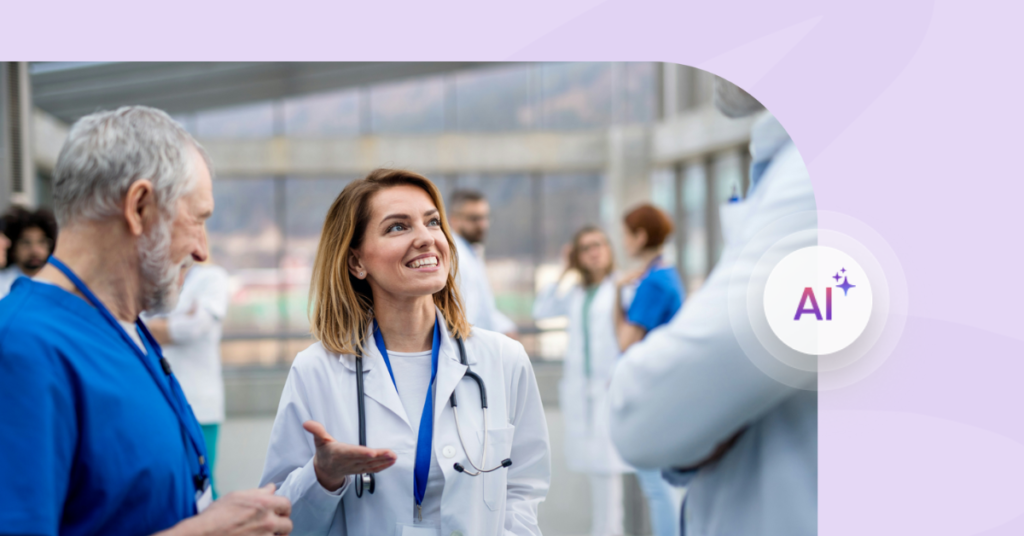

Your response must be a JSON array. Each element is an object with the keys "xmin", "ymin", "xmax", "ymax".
[
  {"xmin": 167, "ymin": 268, "xmax": 230, "ymax": 344},
  {"xmin": 503, "ymin": 343, "xmax": 551, "ymax": 536},
  {"xmin": 531, "ymin": 282, "xmax": 573, "ymax": 320},
  {"xmin": 260, "ymin": 360, "xmax": 350, "ymax": 535},
  {"xmin": 609, "ymin": 145, "xmax": 816, "ymax": 469}
]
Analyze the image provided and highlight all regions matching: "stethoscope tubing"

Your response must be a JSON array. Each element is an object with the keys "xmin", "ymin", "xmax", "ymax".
[{"xmin": 353, "ymin": 330, "xmax": 510, "ymax": 497}]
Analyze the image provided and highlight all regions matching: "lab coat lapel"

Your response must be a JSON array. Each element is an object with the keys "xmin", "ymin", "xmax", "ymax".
[
  {"xmin": 433, "ymin": 320, "xmax": 468, "ymax": 426},
  {"xmin": 359, "ymin": 333, "xmax": 412, "ymax": 430}
]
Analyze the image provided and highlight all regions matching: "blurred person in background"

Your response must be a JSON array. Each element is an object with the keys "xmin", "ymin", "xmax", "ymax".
[
  {"xmin": 609, "ymin": 77, "xmax": 817, "ymax": 536},
  {"xmin": 0, "ymin": 219, "xmax": 9, "ymax": 283},
  {"xmin": 0, "ymin": 206, "xmax": 58, "ymax": 298},
  {"xmin": 533, "ymin": 225, "xmax": 632, "ymax": 536},
  {"xmin": 0, "ymin": 106, "xmax": 291, "ymax": 536},
  {"xmin": 614, "ymin": 204, "xmax": 685, "ymax": 536},
  {"xmin": 145, "ymin": 261, "xmax": 231, "ymax": 499},
  {"xmin": 447, "ymin": 189, "xmax": 518, "ymax": 337},
  {"xmin": 261, "ymin": 169, "xmax": 550, "ymax": 536}
]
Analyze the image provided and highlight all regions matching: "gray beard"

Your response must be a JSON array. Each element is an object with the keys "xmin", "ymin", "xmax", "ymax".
[{"xmin": 138, "ymin": 216, "xmax": 190, "ymax": 314}]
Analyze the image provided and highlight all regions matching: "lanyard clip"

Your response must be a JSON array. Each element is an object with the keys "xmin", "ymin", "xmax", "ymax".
[{"xmin": 160, "ymin": 357, "xmax": 173, "ymax": 375}]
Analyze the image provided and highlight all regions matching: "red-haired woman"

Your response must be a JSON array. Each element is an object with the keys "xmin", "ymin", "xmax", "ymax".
[{"xmin": 615, "ymin": 203, "xmax": 685, "ymax": 536}]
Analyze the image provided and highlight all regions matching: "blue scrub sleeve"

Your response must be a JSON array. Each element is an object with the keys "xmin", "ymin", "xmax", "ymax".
[
  {"xmin": 0, "ymin": 336, "xmax": 76, "ymax": 534},
  {"xmin": 626, "ymin": 276, "xmax": 676, "ymax": 333}
]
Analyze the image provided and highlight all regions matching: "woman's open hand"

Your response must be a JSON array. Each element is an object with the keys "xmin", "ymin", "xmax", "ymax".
[{"xmin": 302, "ymin": 420, "xmax": 397, "ymax": 492}]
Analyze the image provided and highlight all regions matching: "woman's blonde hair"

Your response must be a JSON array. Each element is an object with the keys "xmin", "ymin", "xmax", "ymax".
[{"xmin": 309, "ymin": 168, "xmax": 471, "ymax": 356}]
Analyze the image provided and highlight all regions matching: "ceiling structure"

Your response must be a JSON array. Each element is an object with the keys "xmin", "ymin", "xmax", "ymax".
[{"xmin": 30, "ymin": 62, "xmax": 499, "ymax": 123}]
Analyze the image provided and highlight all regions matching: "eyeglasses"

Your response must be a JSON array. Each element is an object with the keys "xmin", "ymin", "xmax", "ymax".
[
  {"xmin": 454, "ymin": 213, "xmax": 488, "ymax": 224},
  {"xmin": 577, "ymin": 241, "xmax": 606, "ymax": 254}
]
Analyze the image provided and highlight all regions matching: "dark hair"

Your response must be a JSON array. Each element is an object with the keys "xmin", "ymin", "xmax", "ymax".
[
  {"xmin": 568, "ymin": 225, "xmax": 613, "ymax": 286},
  {"xmin": 448, "ymin": 189, "xmax": 486, "ymax": 212},
  {"xmin": 3, "ymin": 207, "xmax": 59, "ymax": 265},
  {"xmin": 623, "ymin": 203, "xmax": 673, "ymax": 249}
]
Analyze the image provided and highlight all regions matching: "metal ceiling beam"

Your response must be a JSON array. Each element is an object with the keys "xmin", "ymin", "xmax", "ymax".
[{"xmin": 31, "ymin": 62, "xmax": 500, "ymax": 123}]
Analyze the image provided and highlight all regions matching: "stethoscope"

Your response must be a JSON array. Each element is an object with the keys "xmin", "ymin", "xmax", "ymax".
[{"xmin": 353, "ymin": 331, "xmax": 513, "ymax": 498}]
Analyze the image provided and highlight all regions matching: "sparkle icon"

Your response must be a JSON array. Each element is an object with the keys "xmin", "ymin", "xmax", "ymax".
[
  {"xmin": 836, "ymin": 276, "xmax": 856, "ymax": 296},
  {"xmin": 832, "ymin": 272, "xmax": 842, "ymax": 282}
]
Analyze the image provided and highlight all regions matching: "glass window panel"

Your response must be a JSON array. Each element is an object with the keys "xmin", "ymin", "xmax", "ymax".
[
  {"xmin": 282, "ymin": 177, "xmax": 354, "ymax": 334},
  {"xmin": 284, "ymin": 89, "xmax": 360, "ymax": 137},
  {"xmin": 539, "ymin": 173, "xmax": 605, "ymax": 263},
  {"xmin": 195, "ymin": 101, "xmax": 275, "ymax": 139},
  {"xmin": 371, "ymin": 76, "xmax": 445, "ymax": 134},
  {"xmin": 171, "ymin": 113, "xmax": 198, "ymax": 136},
  {"xmin": 650, "ymin": 167, "xmax": 677, "ymax": 267},
  {"xmin": 455, "ymin": 64, "xmax": 532, "ymax": 132},
  {"xmin": 206, "ymin": 178, "xmax": 280, "ymax": 336},
  {"xmin": 624, "ymin": 62, "xmax": 656, "ymax": 124},
  {"xmin": 453, "ymin": 174, "xmax": 534, "ymax": 327},
  {"xmin": 541, "ymin": 62, "xmax": 613, "ymax": 130},
  {"xmin": 683, "ymin": 163, "xmax": 708, "ymax": 291}
]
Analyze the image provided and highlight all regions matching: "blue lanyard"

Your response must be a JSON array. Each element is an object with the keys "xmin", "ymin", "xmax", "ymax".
[
  {"xmin": 372, "ymin": 317, "xmax": 441, "ymax": 508},
  {"xmin": 47, "ymin": 256, "xmax": 210, "ymax": 505}
]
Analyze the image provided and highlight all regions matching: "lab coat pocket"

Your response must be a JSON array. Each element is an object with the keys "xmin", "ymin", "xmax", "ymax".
[{"xmin": 479, "ymin": 425, "xmax": 515, "ymax": 511}]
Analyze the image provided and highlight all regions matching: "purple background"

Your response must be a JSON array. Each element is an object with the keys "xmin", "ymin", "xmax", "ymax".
[{"xmin": 5, "ymin": 1, "xmax": 1023, "ymax": 533}]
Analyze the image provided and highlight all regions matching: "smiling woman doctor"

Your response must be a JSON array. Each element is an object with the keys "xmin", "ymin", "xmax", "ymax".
[{"xmin": 260, "ymin": 168, "xmax": 551, "ymax": 536}]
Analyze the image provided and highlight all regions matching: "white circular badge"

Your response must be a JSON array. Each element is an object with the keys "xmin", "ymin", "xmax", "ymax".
[{"xmin": 762, "ymin": 246, "xmax": 873, "ymax": 355}]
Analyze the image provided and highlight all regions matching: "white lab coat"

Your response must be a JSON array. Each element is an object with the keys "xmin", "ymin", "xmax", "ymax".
[
  {"xmin": 453, "ymin": 234, "xmax": 517, "ymax": 334},
  {"xmin": 158, "ymin": 265, "xmax": 230, "ymax": 424},
  {"xmin": 610, "ymin": 113, "xmax": 817, "ymax": 536},
  {"xmin": 532, "ymin": 277, "xmax": 632, "ymax": 475},
  {"xmin": 260, "ymin": 310, "xmax": 551, "ymax": 536}
]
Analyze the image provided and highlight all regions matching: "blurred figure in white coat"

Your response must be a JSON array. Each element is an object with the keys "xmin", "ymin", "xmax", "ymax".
[
  {"xmin": 448, "ymin": 189, "xmax": 518, "ymax": 337},
  {"xmin": 533, "ymin": 225, "xmax": 632, "ymax": 536},
  {"xmin": 609, "ymin": 77, "xmax": 817, "ymax": 535},
  {"xmin": 145, "ymin": 262, "xmax": 231, "ymax": 498}
]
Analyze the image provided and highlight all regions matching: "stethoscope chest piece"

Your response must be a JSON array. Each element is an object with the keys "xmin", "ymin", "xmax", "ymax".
[{"xmin": 356, "ymin": 472, "xmax": 375, "ymax": 497}]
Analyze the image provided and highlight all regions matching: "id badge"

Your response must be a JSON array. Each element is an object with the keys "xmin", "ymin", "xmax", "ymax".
[
  {"xmin": 395, "ymin": 523, "xmax": 440, "ymax": 536},
  {"xmin": 195, "ymin": 480, "xmax": 213, "ymax": 513}
]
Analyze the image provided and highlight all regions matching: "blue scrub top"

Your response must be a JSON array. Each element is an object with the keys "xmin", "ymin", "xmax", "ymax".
[
  {"xmin": 626, "ymin": 266, "xmax": 685, "ymax": 332},
  {"xmin": 0, "ymin": 278, "xmax": 198, "ymax": 536}
]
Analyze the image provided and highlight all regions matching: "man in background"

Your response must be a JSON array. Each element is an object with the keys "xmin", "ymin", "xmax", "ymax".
[
  {"xmin": 609, "ymin": 77, "xmax": 817, "ymax": 535},
  {"xmin": 0, "ymin": 207, "xmax": 58, "ymax": 298},
  {"xmin": 448, "ymin": 189, "xmax": 518, "ymax": 336},
  {"xmin": 145, "ymin": 262, "xmax": 231, "ymax": 499}
]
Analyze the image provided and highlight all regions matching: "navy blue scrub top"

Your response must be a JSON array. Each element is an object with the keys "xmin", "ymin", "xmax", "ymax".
[
  {"xmin": 0, "ymin": 278, "xmax": 198, "ymax": 536},
  {"xmin": 626, "ymin": 266, "xmax": 685, "ymax": 332}
]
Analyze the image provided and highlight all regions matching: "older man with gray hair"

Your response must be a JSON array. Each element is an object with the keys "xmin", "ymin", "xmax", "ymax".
[{"xmin": 0, "ymin": 106, "xmax": 292, "ymax": 536}]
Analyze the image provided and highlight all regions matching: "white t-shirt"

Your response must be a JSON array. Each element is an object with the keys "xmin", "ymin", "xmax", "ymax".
[
  {"xmin": 118, "ymin": 320, "xmax": 146, "ymax": 353},
  {"xmin": 387, "ymin": 349, "xmax": 446, "ymax": 526}
]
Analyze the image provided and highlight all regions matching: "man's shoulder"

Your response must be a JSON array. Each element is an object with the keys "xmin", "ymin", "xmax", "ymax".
[
  {"xmin": 0, "ymin": 283, "xmax": 83, "ymax": 371},
  {"xmin": 0, "ymin": 280, "xmax": 94, "ymax": 345}
]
